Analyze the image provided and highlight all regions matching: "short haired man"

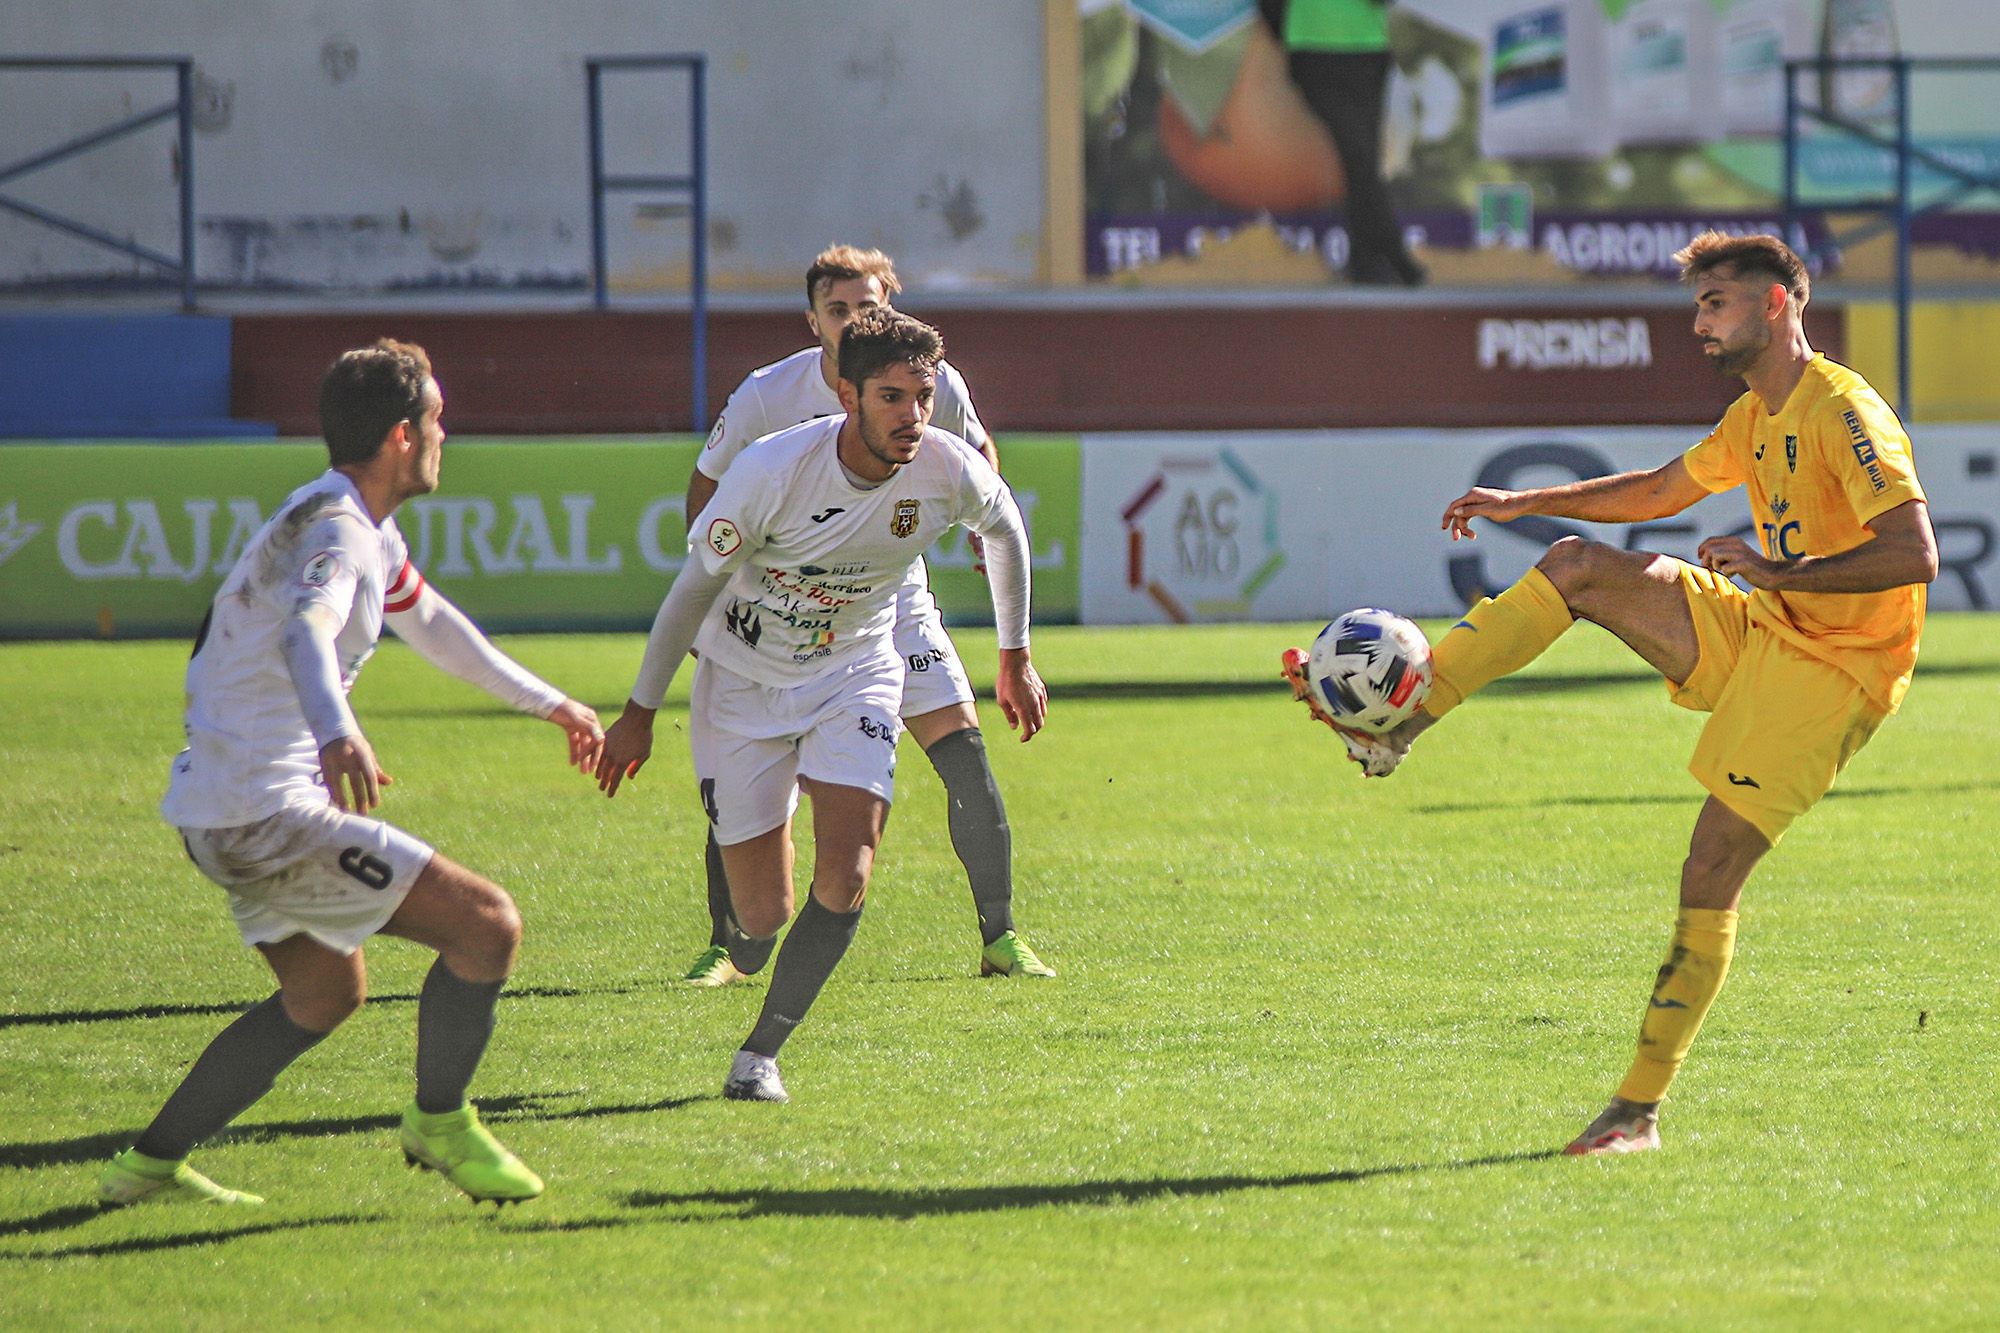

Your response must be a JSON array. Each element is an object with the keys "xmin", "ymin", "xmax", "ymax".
[
  {"xmin": 98, "ymin": 340, "xmax": 604, "ymax": 1207},
  {"xmin": 676, "ymin": 245, "xmax": 1054, "ymax": 987},
  {"xmin": 1286, "ymin": 233, "xmax": 1936, "ymax": 1154},
  {"xmin": 598, "ymin": 309, "xmax": 1048, "ymax": 1102}
]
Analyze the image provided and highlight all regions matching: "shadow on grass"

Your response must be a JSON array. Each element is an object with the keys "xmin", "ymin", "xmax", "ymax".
[
  {"xmin": 0, "ymin": 1214, "xmax": 383, "ymax": 1262},
  {"xmin": 1416, "ymin": 777, "xmax": 2000, "ymax": 817},
  {"xmin": 495, "ymin": 1149, "xmax": 1560, "ymax": 1234},
  {"xmin": 0, "ymin": 982, "xmax": 632, "ymax": 1031},
  {"xmin": 0, "ymin": 1091, "xmax": 706, "ymax": 1173}
]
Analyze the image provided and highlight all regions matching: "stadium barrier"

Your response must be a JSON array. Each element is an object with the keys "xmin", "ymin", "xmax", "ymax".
[
  {"xmin": 4, "ymin": 427, "xmax": 1991, "ymax": 640},
  {"xmin": 1074, "ymin": 425, "xmax": 2000, "ymax": 623},
  {"xmin": 0, "ymin": 437, "xmax": 1080, "ymax": 640}
]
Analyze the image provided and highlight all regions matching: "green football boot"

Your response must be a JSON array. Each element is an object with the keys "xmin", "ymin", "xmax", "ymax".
[
  {"xmin": 979, "ymin": 930, "xmax": 1057, "ymax": 978},
  {"xmin": 98, "ymin": 1148, "xmax": 263, "ymax": 1207},
  {"xmin": 399, "ymin": 1102, "xmax": 543, "ymax": 1205},
  {"xmin": 681, "ymin": 944, "xmax": 746, "ymax": 987}
]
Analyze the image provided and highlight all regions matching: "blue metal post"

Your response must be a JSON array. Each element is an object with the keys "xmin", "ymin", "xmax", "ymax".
[
  {"xmin": 690, "ymin": 55, "xmax": 708, "ymax": 431},
  {"xmin": 1782, "ymin": 62, "xmax": 1798, "ymax": 240},
  {"xmin": 177, "ymin": 58, "xmax": 194, "ymax": 311},
  {"xmin": 587, "ymin": 61, "xmax": 607, "ymax": 311},
  {"xmin": 1894, "ymin": 58, "xmax": 1912, "ymax": 419}
]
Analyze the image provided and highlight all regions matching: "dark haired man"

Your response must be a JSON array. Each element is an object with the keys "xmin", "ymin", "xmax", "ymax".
[
  {"xmin": 99, "ymin": 340, "xmax": 604, "ymax": 1207},
  {"xmin": 600, "ymin": 310, "xmax": 1047, "ymax": 1102},
  {"xmin": 1285, "ymin": 232, "xmax": 1936, "ymax": 1154},
  {"xmin": 677, "ymin": 245, "xmax": 1054, "ymax": 987}
]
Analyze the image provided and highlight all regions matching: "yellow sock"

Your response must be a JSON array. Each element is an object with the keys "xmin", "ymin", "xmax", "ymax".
[
  {"xmin": 1424, "ymin": 567, "xmax": 1573, "ymax": 719},
  {"xmin": 1616, "ymin": 908, "xmax": 1738, "ymax": 1105}
]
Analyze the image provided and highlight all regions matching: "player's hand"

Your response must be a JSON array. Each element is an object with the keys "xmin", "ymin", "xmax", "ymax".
[
  {"xmin": 1698, "ymin": 535, "xmax": 1783, "ymax": 588},
  {"xmin": 1441, "ymin": 487, "xmax": 1531, "ymax": 541},
  {"xmin": 595, "ymin": 702, "xmax": 656, "ymax": 798},
  {"xmin": 546, "ymin": 698, "xmax": 605, "ymax": 774},
  {"xmin": 320, "ymin": 734, "xmax": 392, "ymax": 812},
  {"xmin": 995, "ymin": 647, "xmax": 1047, "ymax": 742},
  {"xmin": 966, "ymin": 530, "xmax": 988, "ymax": 578}
]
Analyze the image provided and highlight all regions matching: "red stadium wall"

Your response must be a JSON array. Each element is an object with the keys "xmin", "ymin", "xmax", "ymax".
[{"xmin": 231, "ymin": 302, "xmax": 1846, "ymax": 435}]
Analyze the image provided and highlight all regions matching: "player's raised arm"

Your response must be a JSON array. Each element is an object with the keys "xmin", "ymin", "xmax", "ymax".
[
  {"xmin": 1442, "ymin": 457, "xmax": 1711, "ymax": 540},
  {"xmin": 383, "ymin": 568, "xmax": 604, "ymax": 774}
]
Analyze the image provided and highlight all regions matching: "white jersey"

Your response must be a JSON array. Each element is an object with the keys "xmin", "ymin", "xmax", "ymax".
[
  {"xmin": 689, "ymin": 417, "xmax": 1021, "ymax": 689},
  {"xmin": 695, "ymin": 346, "xmax": 986, "ymax": 482},
  {"xmin": 162, "ymin": 471, "xmax": 423, "ymax": 828}
]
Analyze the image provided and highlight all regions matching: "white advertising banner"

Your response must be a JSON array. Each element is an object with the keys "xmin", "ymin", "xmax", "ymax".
[{"xmin": 1079, "ymin": 425, "xmax": 2000, "ymax": 623}]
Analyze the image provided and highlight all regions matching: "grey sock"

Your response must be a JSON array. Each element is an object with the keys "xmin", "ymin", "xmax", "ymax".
[
  {"xmin": 704, "ymin": 828, "xmax": 733, "ymax": 949},
  {"xmin": 927, "ymin": 728, "xmax": 1013, "ymax": 945},
  {"xmin": 132, "ymin": 993, "xmax": 326, "ymax": 1160},
  {"xmin": 742, "ymin": 896, "xmax": 862, "ymax": 1057},
  {"xmin": 414, "ymin": 959, "xmax": 505, "ymax": 1114}
]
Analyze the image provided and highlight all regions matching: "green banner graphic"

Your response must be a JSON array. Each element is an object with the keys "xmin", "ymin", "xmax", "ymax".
[{"xmin": 0, "ymin": 437, "xmax": 1081, "ymax": 639}]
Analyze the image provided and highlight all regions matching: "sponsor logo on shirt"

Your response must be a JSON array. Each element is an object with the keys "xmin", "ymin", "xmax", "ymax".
[
  {"xmin": 703, "ymin": 418, "xmax": 725, "ymax": 451},
  {"xmin": 707, "ymin": 517, "xmax": 743, "ymax": 557},
  {"xmin": 890, "ymin": 499, "xmax": 920, "ymax": 539},
  {"xmin": 724, "ymin": 598, "xmax": 762, "ymax": 648},
  {"xmin": 1844, "ymin": 410, "xmax": 1888, "ymax": 494},
  {"xmin": 301, "ymin": 549, "xmax": 339, "ymax": 587}
]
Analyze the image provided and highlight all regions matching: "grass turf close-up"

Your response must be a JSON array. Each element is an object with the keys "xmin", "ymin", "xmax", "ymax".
[{"xmin": 2, "ymin": 619, "xmax": 1996, "ymax": 1327}]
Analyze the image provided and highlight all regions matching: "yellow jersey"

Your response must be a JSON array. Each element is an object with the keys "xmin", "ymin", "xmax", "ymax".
[{"xmin": 1682, "ymin": 354, "xmax": 1927, "ymax": 711}]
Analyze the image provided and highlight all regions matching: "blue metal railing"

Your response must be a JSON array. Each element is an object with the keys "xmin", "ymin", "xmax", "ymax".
[
  {"xmin": 585, "ymin": 53, "xmax": 708, "ymax": 430},
  {"xmin": 0, "ymin": 56, "xmax": 195, "ymax": 310},
  {"xmin": 1783, "ymin": 56, "xmax": 2000, "ymax": 419}
]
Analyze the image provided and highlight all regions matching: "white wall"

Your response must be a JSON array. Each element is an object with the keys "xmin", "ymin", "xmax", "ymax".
[{"xmin": 0, "ymin": 1, "xmax": 1048, "ymax": 293}]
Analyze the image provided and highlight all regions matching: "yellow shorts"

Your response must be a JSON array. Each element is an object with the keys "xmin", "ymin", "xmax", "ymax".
[{"xmin": 1668, "ymin": 564, "xmax": 1889, "ymax": 845}]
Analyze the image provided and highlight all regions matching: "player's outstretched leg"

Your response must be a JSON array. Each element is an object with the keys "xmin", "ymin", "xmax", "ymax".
[
  {"xmin": 682, "ymin": 829, "xmax": 752, "ymax": 987},
  {"xmin": 911, "ymin": 710, "xmax": 1054, "ymax": 978},
  {"xmin": 97, "ymin": 939, "xmax": 352, "ymax": 1207},
  {"xmin": 382, "ymin": 856, "xmax": 542, "ymax": 1203}
]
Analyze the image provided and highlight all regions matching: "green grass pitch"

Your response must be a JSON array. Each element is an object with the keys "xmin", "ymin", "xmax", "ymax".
[{"xmin": 2, "ymin": 619, "xmax": 1997, "ymax": 1326}]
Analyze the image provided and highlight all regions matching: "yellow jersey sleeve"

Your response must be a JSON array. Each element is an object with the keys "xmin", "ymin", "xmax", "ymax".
[
  {"xmin": 1682, "ymin": 396, "xmax": 1752, "ymax": 493},
  {"xmin": 1813, "ymin": 390, "xmax": 1925, "ymax": 527}
]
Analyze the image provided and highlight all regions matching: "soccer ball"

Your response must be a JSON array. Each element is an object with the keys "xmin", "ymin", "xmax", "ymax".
[{"xmin": 1305, "ymin": 609, "xmax": 1433, "ymax": 734}]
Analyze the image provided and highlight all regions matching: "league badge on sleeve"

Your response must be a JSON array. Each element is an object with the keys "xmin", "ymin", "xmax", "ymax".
[
  {"xmin": 707, "ymin": 517, "xmax": 743, "ymax": 557},
  {"xmin": 301, "ymin": 550, "xmax": 340, "ymax": 587},
  {"xmin": 890, "ymin": 499, "xmax": 920, "ymax": 539}
]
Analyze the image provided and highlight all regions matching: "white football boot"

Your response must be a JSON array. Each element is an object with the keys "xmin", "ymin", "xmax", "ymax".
[{"xmin": 723, "ymin": 1050, "xmax": 789, "ymax": 1103}]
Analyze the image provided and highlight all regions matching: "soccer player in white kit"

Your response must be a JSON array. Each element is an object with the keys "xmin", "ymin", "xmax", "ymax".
[
  {"xmin": 597, "ymin": 310, "xmax": 1048, "ymax": 1101},
  {"xmin": 98, "ymin": 340, "xmax": 604, "ymax": 1208},
  {"xmin": 676, "ymin": 246, "xmax": 1054, "ymax": 987}
]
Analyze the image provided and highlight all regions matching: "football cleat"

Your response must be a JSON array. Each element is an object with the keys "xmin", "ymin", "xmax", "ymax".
[
  {"xmin": 399, "ymin": 1102, "xmax": 544, "ymax": 1204},
  {"xmin": 1280, "ymin": 647, "xmax": 1407, "ymax": 778},
  {"xmin": 979, "ymin": 930, "xmax": 1057, "ymax": 978},
  {"xmin": 722, "ymin": 1050, "xmax": 789, "ymax": 1103},
  {"xmin": 98, "ymin": 1148, "xmax": 263, "ymax": 1207},
  {"xmin": 681, "ymin": 944, "xmax": 747, "ymax": 988},
  {"xmin": 1563, "ymin": 1098, "xmax": 1662, "ymax": 1157}
]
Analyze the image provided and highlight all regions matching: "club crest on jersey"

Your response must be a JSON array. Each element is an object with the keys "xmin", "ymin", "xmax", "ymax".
[
  {"xmin": 1785, "ymin": 434, "xmax": 1798, "ymax": 473},
  {"xmin": 890, "ymin": 499, "xmax": 920, "ymax": 539},
  {"xmin": 706, "ymin": 517, "xmax": 743, "ymax": 557},
  {"xmin": 301, "ymin": 550, "xmax": 339, "ymax": 587}
]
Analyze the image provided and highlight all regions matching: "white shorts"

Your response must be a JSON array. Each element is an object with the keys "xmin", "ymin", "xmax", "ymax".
[
  {"xmin": 893, "ymin": 581, "xmax": 973, "ymax": 719},
  {"xmin": 178, "ymin": 799, "xmax": 434, "ymax": 955},
  {"xmin": 691, "ymin": 653, "xmax": 903, "ymax": 846}
]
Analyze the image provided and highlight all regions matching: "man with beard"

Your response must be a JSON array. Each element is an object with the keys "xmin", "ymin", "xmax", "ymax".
[
  {"xmin": 1284, "ymin": 232, "xmax": 1936, "ymax": 1155},
  {"xmin": 597, "ymin": 310, "xmax": 1046, "ymax": 1102}
]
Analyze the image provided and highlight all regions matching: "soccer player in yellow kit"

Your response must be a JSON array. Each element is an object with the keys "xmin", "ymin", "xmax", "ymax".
[{"xmin": 1291, "ymin": 232, "xmax": 1937, "ymax": 1154}]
